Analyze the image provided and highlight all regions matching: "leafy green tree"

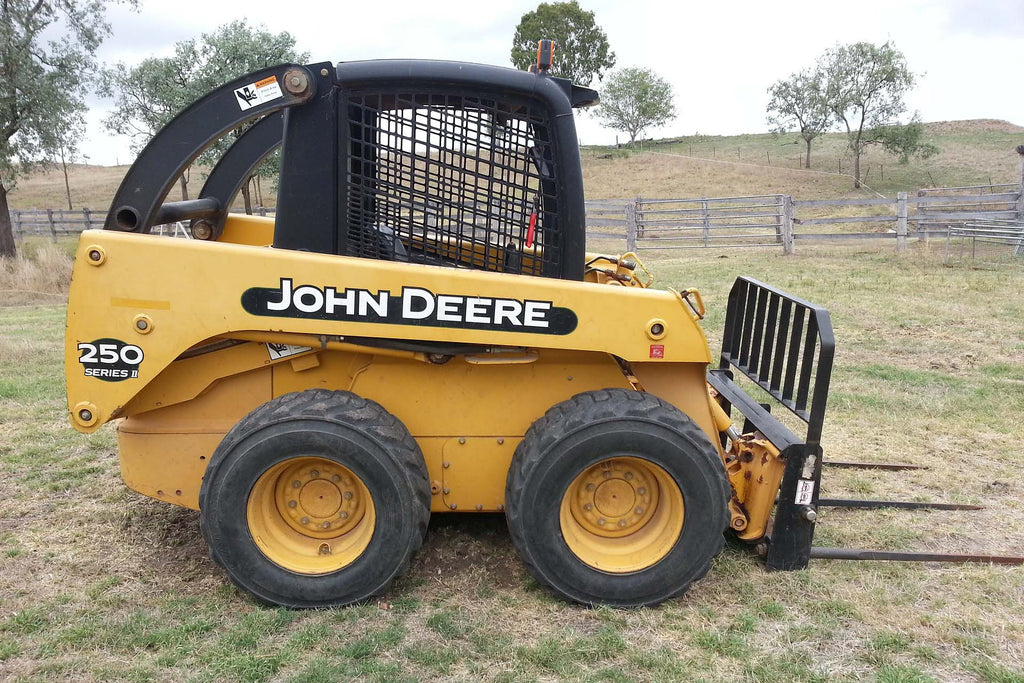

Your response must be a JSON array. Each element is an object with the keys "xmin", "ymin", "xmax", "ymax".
[
  {"xmin": 510, "ymin": 1, "xmax": 615, "ymax": 85},
  {"xmin": 766, "ymin": 67, "xmax": 832, "ymax": 169},
  {"xmin": 823, "ymin": 41, "xmax": 929, "ymax": 187},
  {"xmin": 101, "ymin": 20, "xmax": 307, "ymax": 208},
  {"xmin": 0, "ymin": 0, "xmax": 128, "ymax": 258},
  {"xmin": 871, "ymin": 114, "xmax": 938, "ymax": 164},
  {"xmin": 595, "ymin": 67, "xmax": 675, "ymax": 144}
]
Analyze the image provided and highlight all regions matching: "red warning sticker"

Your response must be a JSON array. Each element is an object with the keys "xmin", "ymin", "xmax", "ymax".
[{"xmin": 649, "ymin": 344, "xmax": 665, "ymax": 359}]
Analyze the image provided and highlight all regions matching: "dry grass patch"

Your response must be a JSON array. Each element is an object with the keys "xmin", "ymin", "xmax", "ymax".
[
  {"xmin": 0, "ymin": 241, "xmax": 1021, "ymax": 681},
  {"xmin": 0, "ymin": 242, "xmax": 72, "ymax": 305}
]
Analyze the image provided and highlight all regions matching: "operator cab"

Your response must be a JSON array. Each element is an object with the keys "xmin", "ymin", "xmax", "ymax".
[{"xmin": 104, "ymin": 41, "xmax": 598, "ymax": 280}]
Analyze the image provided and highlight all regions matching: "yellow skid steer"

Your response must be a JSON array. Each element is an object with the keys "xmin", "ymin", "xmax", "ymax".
[{"xmin": 64, "ymin": 43, "xmax": 1021, "ymax": 608}]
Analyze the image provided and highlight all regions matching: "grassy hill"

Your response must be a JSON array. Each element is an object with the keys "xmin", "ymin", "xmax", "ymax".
[
  {"xmin": 590, "ymin": 119, "xmax": 1023, "ymax": 199},
  {"xmin": 7, "ymin": 119, "xmax": 1023, "ymax": 212}
]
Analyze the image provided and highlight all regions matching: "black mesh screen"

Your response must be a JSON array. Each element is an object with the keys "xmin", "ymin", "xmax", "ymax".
[{"xmin": 343, "ymin": 91, "xmax": 559, "ymax": 276}]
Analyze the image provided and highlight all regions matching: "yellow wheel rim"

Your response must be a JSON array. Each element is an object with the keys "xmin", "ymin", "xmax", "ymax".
[
  {"xmin": 559, "ymin": 457, "xmax": 684, "ymax": 573},
  {"xmin": 247, "ymin": 456, "xmax": 375, "ymax": 574}
]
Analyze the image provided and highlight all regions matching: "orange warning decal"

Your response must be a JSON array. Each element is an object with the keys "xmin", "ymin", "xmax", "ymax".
[{"xmin": 255, "ymin": 76, "xmax": 277, "ymax": 88}]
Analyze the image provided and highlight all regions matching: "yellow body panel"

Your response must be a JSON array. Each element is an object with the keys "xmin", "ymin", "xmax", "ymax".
[
  {"xmin": 115, "ymin": 346, "xmax": 643, "ymax": 512},
  {"xmin": 219, "ymin": 214, "xmax": 275, "ymax": 246},
  {"xmin": 66, "ymin": 230, "xmax": 713, "ymax": 431},
  {"xmin": 66, "ymin": 230, "xmax": 777, "ymax": 526}
]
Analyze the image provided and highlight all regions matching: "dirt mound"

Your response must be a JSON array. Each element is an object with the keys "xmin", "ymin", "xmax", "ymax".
[{"xmin": 925, "ymin": 119, "xmax": 1024, "ymax": 134}]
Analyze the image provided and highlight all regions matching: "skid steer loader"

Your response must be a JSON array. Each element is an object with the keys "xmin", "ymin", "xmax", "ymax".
[{"xmin": 64, "ymin": 43, "xmax": 1021, "ymax": 608}]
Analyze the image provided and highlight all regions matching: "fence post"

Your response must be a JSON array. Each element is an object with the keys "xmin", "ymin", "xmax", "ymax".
[
  {"xmin": 625, "ymin": 200, "xmax": 637, "ymax": 252},
  {"xmin": 781, "ymin": 195, "xmax": 795, "ymax": 254},
  {"xmin": 12, "ymin": 210, "xmax": 23, "ymax": 244},
  {"xmin": 774, "ymin": 194, "xmax": 783, "ymax": 244},
  {"xmin": 701, "ymin": 199, "xmax": 710, "ymax": 247},
  {"xmin": 1017, "ymin": 146, "xmax": 1024, "ymax": 222},
  {"xmin": 896, "ymin": 192, "xmax": 908, "ymax": 252},
  {"xmin": 46, "ymin": 208, "xmax": 57, "ymax": 242},
  {"xmin": 83, "ymin": 208, "xmax": 93, "ymax": 230},
  {"xmin": 915, "ymin": 190, "xmax": 928, "ymax": 243}
]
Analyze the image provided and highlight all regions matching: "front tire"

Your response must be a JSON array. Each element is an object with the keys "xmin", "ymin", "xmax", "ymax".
[
  {"xmin": 199, "ymin": 389, "xmax": 430, "ymax": 608},
  {"xmin": 505, "ymin": 389, "xmax": 729, "ymax": 607}
]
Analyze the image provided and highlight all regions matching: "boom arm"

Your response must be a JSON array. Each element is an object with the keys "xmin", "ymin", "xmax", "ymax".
[{"xmin": 104, "ymin": 63, "xmax": 325, "ymax": 234}]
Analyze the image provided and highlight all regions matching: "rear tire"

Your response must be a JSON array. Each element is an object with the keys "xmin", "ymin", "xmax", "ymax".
[
  {"xmin": 199, "ymin": 389, "xmax": 429, "ymax": 608},
  {"xmin": 505, "ymin": 388, "xmax": 729, "ymax": 607}
]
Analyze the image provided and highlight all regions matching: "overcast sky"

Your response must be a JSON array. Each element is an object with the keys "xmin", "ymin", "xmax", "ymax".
[{"xmin": 80, "ymin": 0, "xmax": 1024, "ymax": 165}]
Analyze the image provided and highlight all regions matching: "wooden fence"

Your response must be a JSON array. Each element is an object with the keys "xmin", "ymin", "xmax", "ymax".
[
  {"xmin": 9, "ymin": 208, "xmax": 104, "ymax": 240},
  {"xmin": 622, "ymin": 183, "xmax": 1023, "ymax": 254},
  {"xmin": 9, "ymin": 206, "xmax": 276, "ymax": 241},
  {"xmin": 11, "ymin": 183, "xmax": 1023, "ymax": 257}
]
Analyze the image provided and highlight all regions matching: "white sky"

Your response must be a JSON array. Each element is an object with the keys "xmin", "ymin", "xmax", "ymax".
[{"xmin": 80, "ymin": 0, "xmax": 1024, "ymax": 165}]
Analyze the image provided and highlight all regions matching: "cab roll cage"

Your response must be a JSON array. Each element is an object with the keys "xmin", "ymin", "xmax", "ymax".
[{"xmin": 105, "ymin": 60, "xmax": 599, "ymax": 281}]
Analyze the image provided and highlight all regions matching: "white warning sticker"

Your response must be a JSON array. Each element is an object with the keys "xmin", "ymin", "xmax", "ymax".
[
  {"xmin": 267, "ymin": 343, "xmax": 311, "ymax": 360},
  {"xmin": 234, "ymin": 76, "xmax": 283, "ymax": 111},
  {"xmin": 795, "ymin": 479, "xmax": 815, "ymax": 505}
]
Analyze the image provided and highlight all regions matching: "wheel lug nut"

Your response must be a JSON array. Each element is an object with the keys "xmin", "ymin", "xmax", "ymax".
[
  {"xmin": 343, "ymin": 491, "xmax": 353, "ymax": 500},
  {"xmin": 584, "ymin": 503, "xmax": 592, "ymax": 511},
  {"xmin": 321, "ymin": 522, "xmax": 331, "ymax": 529},
  {"xmin": 618, "ymin": 520, "xmax": 627, "ymax": 527},
  {"xmin": 292, "ymin": 480, "xmax": 302, "ymax": 488},
  {"xmin": 332, "ymin": 474, "xmax": 340, "ymax": 482},
  {"xmin": 586, "ymin": 483, "xmax": 595, "ymax": 491},
  {"xmin": 625, "ymin": 472, "xmax": 633, "ymax": 480},
  {"xmin": 310, "ymin": 470, "xmax": 319, "ymax": 478},
  {"xmin": 300, "ymin": 517, "xmax": 309, "ymax": 525},
  {"xmin": 598, "ymin": 518, "xmax": 606, "ymax": 525},
  {"xmin": 635, "ymin": 507, "xmax": 644, "ymax": 515},
  {"xmin": 340, "ymin": 511, "xmax": 348, "ymax": 519},
  {"xmin": 637, "ymin": 487, "xmax": 646, "ymax": 496},
  {"xmin": 603, "ymin": 471, "xmax": 612, "ymax": 478},
  {"xmin": 288, "ymin": 500, "xmax": 297, "ymax": 508}
]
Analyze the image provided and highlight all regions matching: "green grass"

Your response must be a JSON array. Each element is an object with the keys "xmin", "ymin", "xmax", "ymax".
[{"xmin": 0, "ymin": 243, "xmax": 1022, "ymax": 681}]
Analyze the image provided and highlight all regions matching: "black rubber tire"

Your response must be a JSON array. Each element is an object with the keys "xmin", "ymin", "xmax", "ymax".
[
  {"xmin": 505, "ymin": 388, "xmax": 730, "ymax": 607},
  {"xmin": 199, "ymin": 389, "xmax": 430, "ymax": 608}
]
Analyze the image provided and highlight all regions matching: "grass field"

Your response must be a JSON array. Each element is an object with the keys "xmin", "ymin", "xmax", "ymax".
[{"xmin": 1, "ymin": 239, "xmax": 1021, "ymax": 682}]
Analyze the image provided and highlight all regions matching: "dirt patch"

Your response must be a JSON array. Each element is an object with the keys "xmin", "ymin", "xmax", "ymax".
[{"xmin": 410, "ymin": 513, "xmax": 525, "ymax": 589}]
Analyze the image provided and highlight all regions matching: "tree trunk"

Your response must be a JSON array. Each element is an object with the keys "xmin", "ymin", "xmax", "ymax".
[
  {"xmin": 805, "ymin": 139, "xmax": 812, "ymax": 169},
  {"xmin": 853, "ymin": 149, "xmax": 862, "ymax": 188},
  {"xmin": 0, "ymin": 182, "xmax": 17, "ymax": 258},
  {"xmin": 60, "ymin": 147, "xmax": 74, "ymax": 209},
  {"xmin": 179, "ymin": 174, "xmax": 189, "ymax": 201},
  {"xmin": 241, "ymin": 176, "xmax": 253, "ymax": 214}
]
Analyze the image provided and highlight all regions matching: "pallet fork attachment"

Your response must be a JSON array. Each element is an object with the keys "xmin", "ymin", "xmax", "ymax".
[{"xmin": 711, "ymin": 277, "xmax": 1024, "ymax": 568}]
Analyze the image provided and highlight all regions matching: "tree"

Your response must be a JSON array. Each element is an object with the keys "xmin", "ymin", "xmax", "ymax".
[
  {"xmin": 0, "ymin": 1, "xmax": 126, "ymax": 258},
  {"xmin": 872, "ymin": 114, "xmax": 938, "ymax": 164},
  {"xmin": 101, "ymin": 20, "xmax": 307, "ymax": 207},
  {"xmin": 766, "ymin": 67, "xmax": 832, "ymax": 169},
  {"xmin": 510, "ymin": 1, "xmax": 615, "ymax": 86},
  {"xmin": 823, "ymin": 41, "xmax": 925, "ymax": 188},
  {"xmin": 594, "ymin": 67, "xmax": 676, "ymax": 144},
  {"xmin": 56, "ymin": 114, "xmax": 87, "ymax": 210}
]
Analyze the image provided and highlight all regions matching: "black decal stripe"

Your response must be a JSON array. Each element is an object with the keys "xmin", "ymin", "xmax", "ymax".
[{"xmin": 241, "ymin": 287, "xmax": 578, "ymax": 336}]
